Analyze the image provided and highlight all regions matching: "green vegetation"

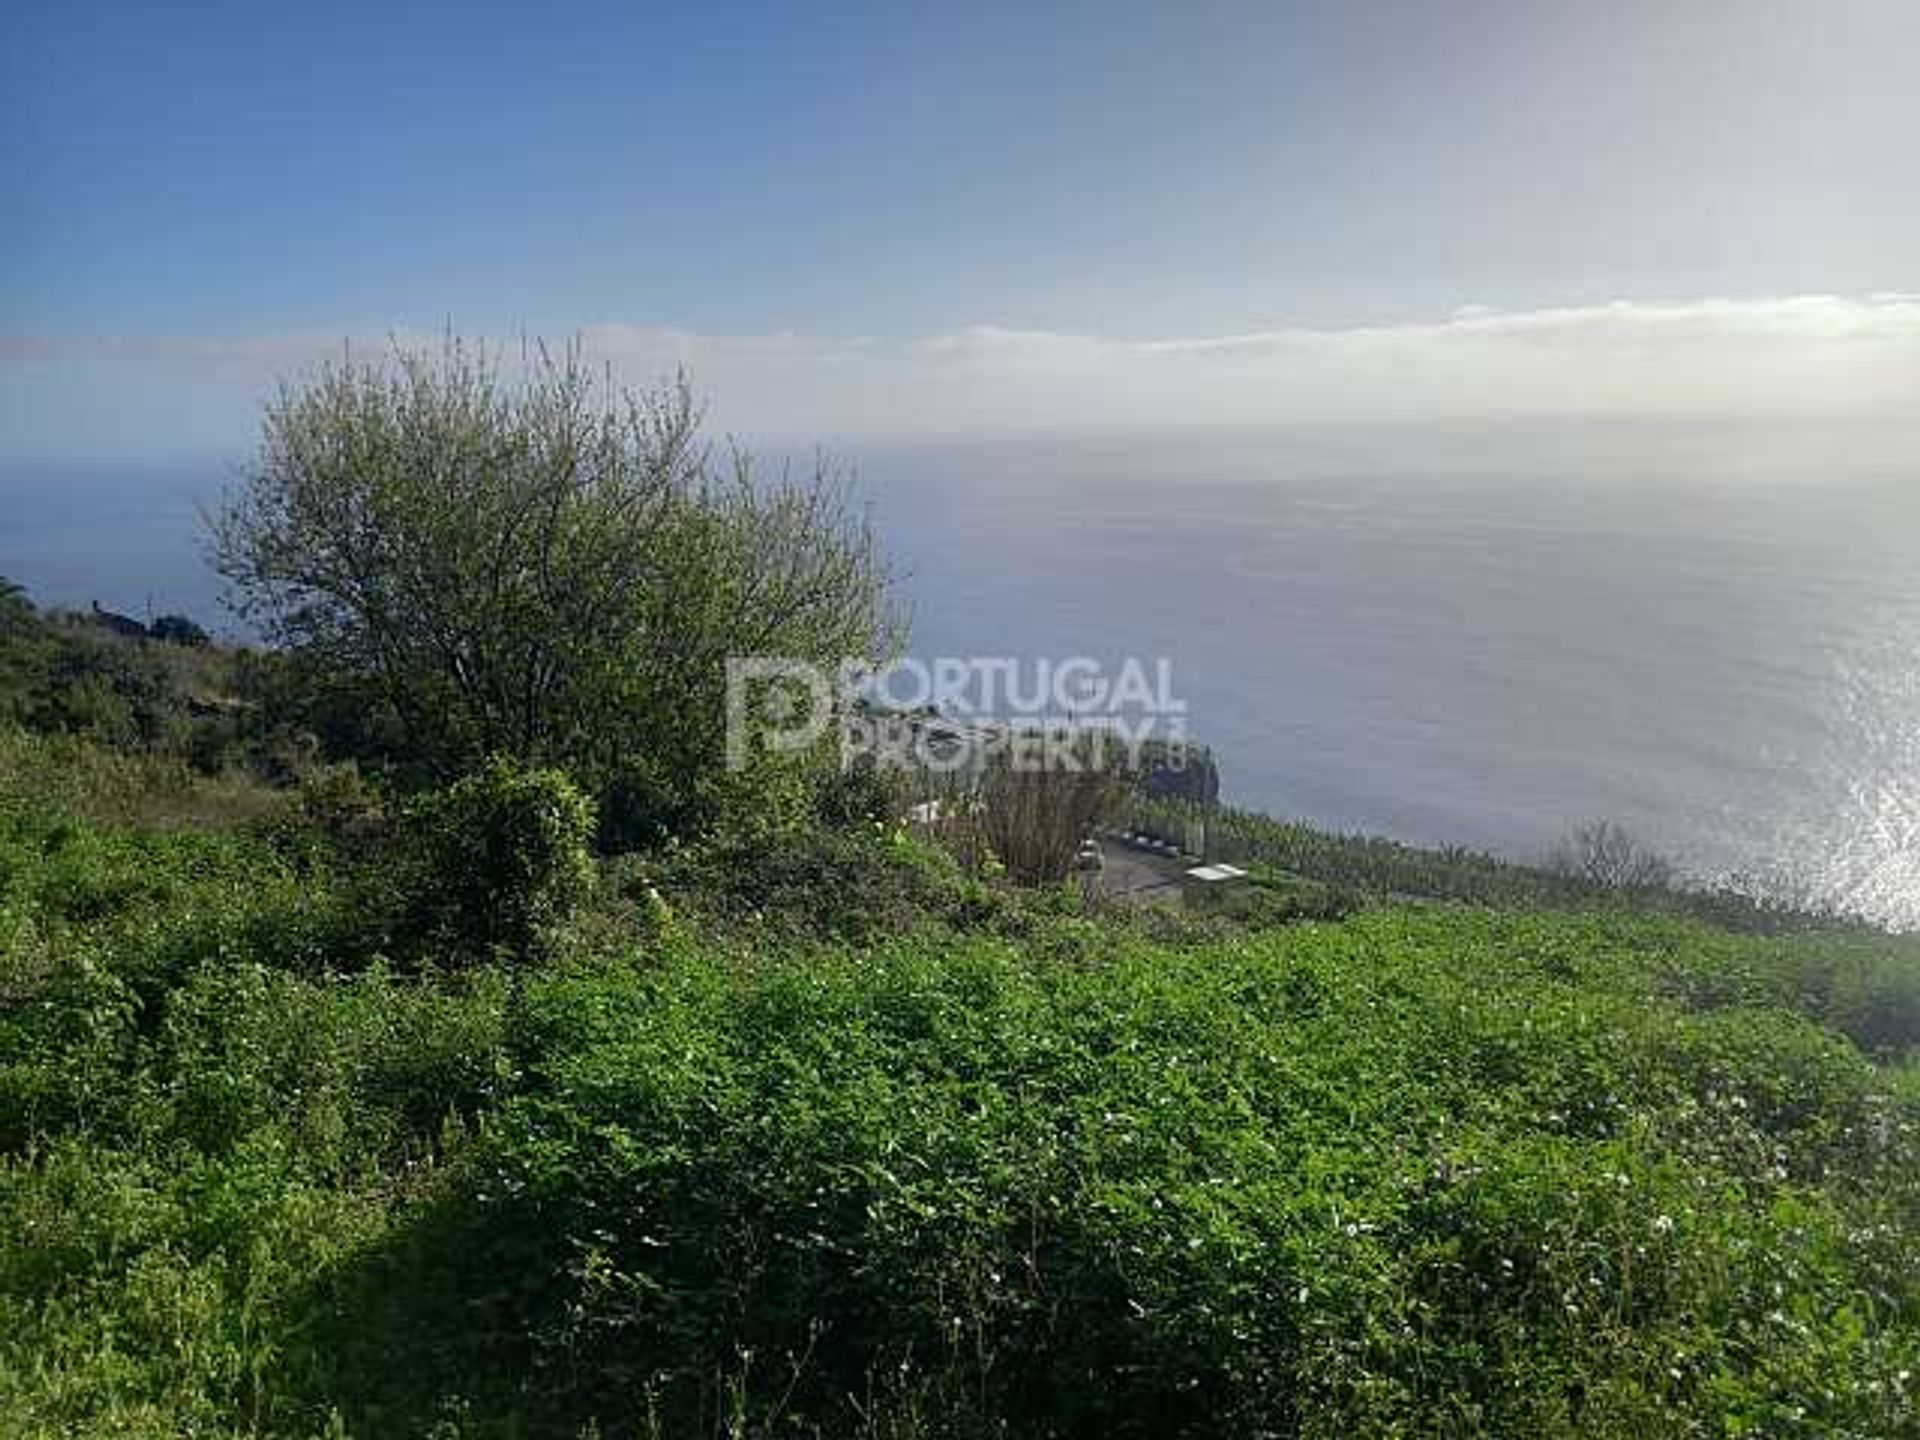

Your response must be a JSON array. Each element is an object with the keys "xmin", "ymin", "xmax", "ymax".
[
  {"xmin": 0, "ymin": 589, "xmax": 220, "ymax": 758},
  {"xmin": 3, "ymin": 350, "xmax": 1917, "ymax": 1435},
  {"xmin": 0, "ymin": 572, "xmax": 356, "ymax": 806},
  {"xmin": 206, "ymin": 342, "xmax": 898, "ymax": 844},
  {"xmin": 2, "ymin": 732, "xmax": 1917, "ymax": 1437},
  {"xmin": 1126, "ymin": 797, "xmax": 1868, "ymax": 936}
]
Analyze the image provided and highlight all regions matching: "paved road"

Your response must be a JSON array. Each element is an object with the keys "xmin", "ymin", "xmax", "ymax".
[{"xmin": 1093, "ymin": 838, "xmax": 1192, "ymax": 904}]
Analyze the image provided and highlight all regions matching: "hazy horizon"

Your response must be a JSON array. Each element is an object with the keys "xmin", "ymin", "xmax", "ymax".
[{"xmin": 7, "ymin": 0, "xmax": 1919, "ymax": 466}]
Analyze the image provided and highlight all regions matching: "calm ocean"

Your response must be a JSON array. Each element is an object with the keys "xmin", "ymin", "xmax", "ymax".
[
  {"xmin": 865, "ymin": 439, "xmax": 1920, "ymax": 928},
  {"xmin": 7, "ymin": 441, "xmax": 1919, "ymax": 927}
]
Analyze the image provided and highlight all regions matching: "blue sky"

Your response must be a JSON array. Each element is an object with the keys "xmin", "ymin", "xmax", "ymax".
[{"xmin": 3, "ymin": 0, "xmax": 1919, "ymax": 458}]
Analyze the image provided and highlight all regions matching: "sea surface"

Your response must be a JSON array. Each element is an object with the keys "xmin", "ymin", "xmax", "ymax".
[
  {"xmin": 862, "ymin": 438, "xmax": 1920, "ymax": 928},
  {"xmin": 6, "ymin": 440, "xmax": 1920, "ymax": 927}
]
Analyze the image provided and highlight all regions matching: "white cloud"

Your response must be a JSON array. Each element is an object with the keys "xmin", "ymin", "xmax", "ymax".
[{"xmin": 3, "ymin": 294, "xmax": 1918, "ymax": 462}]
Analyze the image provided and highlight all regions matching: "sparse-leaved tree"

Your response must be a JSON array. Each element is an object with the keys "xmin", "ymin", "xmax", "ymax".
[
  {"xmin": 208, "ymin": 340, "xmax": 901, "ymax": 841},
  {"xmin": 1546, "ymin": 818, "xmax": 1679, "ymax": 892}
]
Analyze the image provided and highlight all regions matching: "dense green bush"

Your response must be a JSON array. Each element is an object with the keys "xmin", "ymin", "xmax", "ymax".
[
  {"xmin": 402, "ymin": 758, "xmax": 597, "ymax": 966},
  {"xmin": 0, "ymin": 580, "xmax": 220, "ymax": 754},
  {"xmin": 435, "ymin": 915, "xmax": 1918, "ymax": 1438},
  {"xmin": 206, "ymin": 347, "xmax": 901, "ymax": 844},
  {"xmin": 0, "ymin": 580, "xmax": 291, "ymax": 795},
  {"xmin": 644, "ymin": 817, "xmax": 994, "ymax": 943}
]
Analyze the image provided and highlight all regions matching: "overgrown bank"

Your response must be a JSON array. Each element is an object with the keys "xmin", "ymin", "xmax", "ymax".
[{"xmin": 2, "ymin": 736, "xmax": 1917, "ymax": 1438}]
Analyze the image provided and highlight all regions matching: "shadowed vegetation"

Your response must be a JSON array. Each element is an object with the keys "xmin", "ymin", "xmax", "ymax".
[{"xmin": 2, "ymin": 731, "xmax": 1918, "ymax": 1437}]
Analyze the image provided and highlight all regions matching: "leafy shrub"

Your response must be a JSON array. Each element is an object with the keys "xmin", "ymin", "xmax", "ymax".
[
  {"xmin": 812, "ymin": 755, "xmax": 913, "ymax": 828},
  {"xmin": 208, "ymin": 345, "xmax": 901, "ymax": 845},
  {"xmin": 403, "ymin": 758, "xmax": 597, "ymax": 966},
  {"xmin": 647, "ymin": 817, "xmax": 981, "ymax": 943},
  {"xmin": 156, "ymin": 960, "xmax": 508, "ymax": 1167}
]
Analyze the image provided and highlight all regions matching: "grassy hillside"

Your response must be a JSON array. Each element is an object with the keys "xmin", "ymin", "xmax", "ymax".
[
  {"xmin": 3, "ymin": 734, "xmax": 1917, "ymax": 1437},
  {"xmin": 1123, "ymin": 796, "xmax": 1873, "ymax": 936}
]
